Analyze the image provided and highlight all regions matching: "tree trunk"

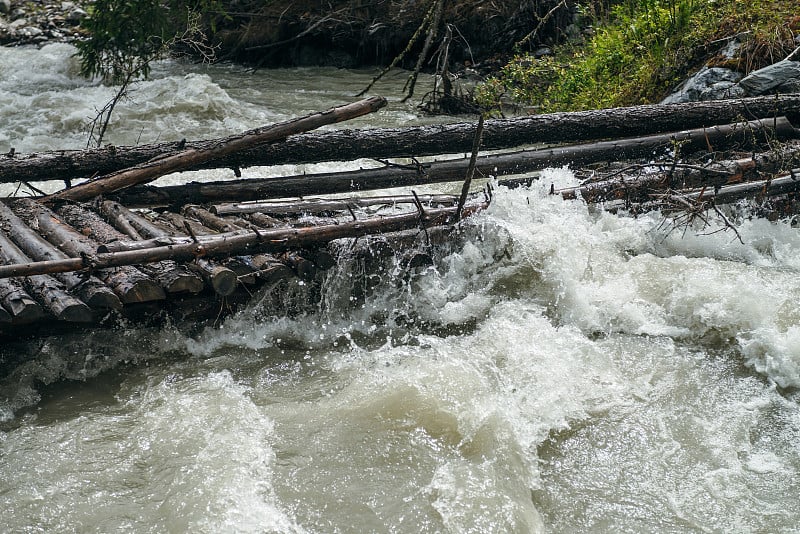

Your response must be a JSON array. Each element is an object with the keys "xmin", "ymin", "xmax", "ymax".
[
  {"xmin": 42, "ymin": 97, "xmax": 388, "ymax": 203},
  {"xmin": 13, "ymin": 199, "xmax": 166, "ymax": 304},
  {"xmin": 110, "ymin": 117, "xmax": 798, "ymax": 208},
  {"xmin": 0, "ymin": 202, "xmax": 122, "ymax": 310},
  {"xmin": 57, "ymin": 203, "xmax": 205, "ymax": 295},
  {"xmin": 0, "ymin": 203, "xmax": 487, "ymax": 279},
  {"xmin": 0, "ymin": 228, "xmax": 93, "ymax": 322},
  {"xmin": 0, "ymin": 277, "xmax": 43, "ymax": 324},
  {"xmin": 99, "ymin": 201, "xmax": 239, "ymax": 296},
  {"xmin": 3, "ymin": 95, "xmax": 799, "ymax": 186}
]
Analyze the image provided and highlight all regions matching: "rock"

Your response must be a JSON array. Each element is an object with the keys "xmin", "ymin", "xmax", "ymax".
[
  {"xmin": 738, "ymin": 47, "xmax": 800, "ymax": 95},
  {"xmin": 9, "ymin": 7, "xmax": 24, "ymax": 20},
  {"xmin": 0, "ymin": 0, "xmax": 10, "ymax": 15},
  {"xmin": 661, "ymin": 67, "xmax": 743, "ymax": 104},
  {"xmin": 65, "ymin": 7, "xmax": 87, "ymax": 23}
]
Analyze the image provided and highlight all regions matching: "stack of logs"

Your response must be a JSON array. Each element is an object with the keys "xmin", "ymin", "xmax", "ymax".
[{"xmin": 1, "ymin": 94, "xmax": 800, "ymax": 334}]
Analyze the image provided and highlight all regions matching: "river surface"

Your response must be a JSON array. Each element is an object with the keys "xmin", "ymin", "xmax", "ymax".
[{"xmin": 1, "ymin": 43, "xmax": 800, "ymax": 533}]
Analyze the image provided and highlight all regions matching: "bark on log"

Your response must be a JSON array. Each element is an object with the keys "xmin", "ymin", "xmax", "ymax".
[
  {"xmin": 101, "ymin": 202, "xmax": 238, "ymax": 296},
  {"xmin": 13, "ymin": 199, "xmax": 166, "ymax": 303},
  {"xmin": 42, "ymin": 97, "xmax": 388, "ymax": 202},
  {"xmin": 4, "ymin": 96, "xmax": 800, "ymax": 186},
  {"xmin": 539, "ymin": 153, "xmax": 798, "ymax": 203},
  {"xmin": 183, "ymin": 205, "xmax": 243, "ymax": 233},
  {"xmin": 0, "ymin": 203, "xmax": 487, "ymax": 279},
  {"xmin": 211, "ymin": 194, "xmax": 461, "ymax": 216},
  {"xmin": 60, "ymin": 203, "xmax": 204, "ymax": 295},
  {"xmin": 0, "ymin": 277, "xmax": 43, "ymax": 324},
  {"xmin": 110, "ymin": 117, "xmax": 799, "ymax": 208},
  {"xmin": 0, "ymin": 202, "xmax": 122, "ymax": 310},
  {"xmin": 0, "ymin": 229, "xmax": 93, "ymax": 322}
]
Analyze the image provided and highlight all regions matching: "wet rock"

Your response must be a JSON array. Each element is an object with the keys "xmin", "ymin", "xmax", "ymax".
[
  {"xmin": 661, "ymin": 67, "xmax": 743, "ymax": 104},
  {"xmin": 738, "ymin": 47, "xmax": 800, "ymax": 96}
]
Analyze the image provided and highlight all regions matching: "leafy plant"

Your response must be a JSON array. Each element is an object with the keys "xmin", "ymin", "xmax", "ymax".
[{"xmin": 477, "ymin": 0, "xmax": 798, "ymax": 112}]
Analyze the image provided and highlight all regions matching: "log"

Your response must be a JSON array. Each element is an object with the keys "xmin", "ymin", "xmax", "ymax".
[
  {"xmin": 43, "ymin": 97, "xmax": 388, "ymax": 202},
  {"xmin": 211, "ymin": 194, "xmax": 461, "ymax": 216},
  {"xmin": 13, "ymin": 199, "xmax": 166, "ymax": 303},
  {"xmin": 0, "ymin": 202, "xmax": 122, "ymax": 310},
  {"xmin": 0, "ymin": 203, "xmax": 487, "ymax": 279},
  {"xmin": 0, "ymin": 277, "xmax": 43, "ymax": 324},
  {"xmin": 539, "ymin": 154, "xmax": 795, "ymax": 204},
  {"xmin": 4, "ymin": 95, "xmax": 800, "ymax": 186},
  {"xmin": 65, "ymin": 202, "xmax": 204, "ymax": 294},
  {"xmin": 110, "ymin": 117, "xmax": 799, "ymax": 208},
  {"xmin": 0, "ymin": 229, "xmax": 93, "ymax": 322},
  {"xmin": 101, "ymin": 203, "xmax": 238, "ymax": 296},
  {"xmin": 183, "ymin": 205, "xmax": 242, "ymax": 233}
]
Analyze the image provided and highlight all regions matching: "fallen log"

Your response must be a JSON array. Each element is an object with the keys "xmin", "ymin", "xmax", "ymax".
[
  {"xmin": 43, "ymin": 97, "xmax": 389, "ymax": 203},
  {"xmin": 4, "ymin": 95, "xmax": 800, "ymax": 186},
  {"xmin": 110, "ymin": 117, "xmax": 799, "ymax": 208},
  {"xmin": 0, "ymin": 203, "xmax": 487, "ymax": 279},
  {"xmin": 210, "ymin": 194, "xmax": 461, "ymax": 216},
  {"xmin": 0, "ymin": 277, "xmax": 43, "ymax": 324},
  {"xmin": 59, "ymin": 203, "xmax": 205, "ymax": 295},
  {"xmin": 14, "ymin": 199, "xmax": 166, "ymax": 303},
  {"xmin": 546, "ymin": 153, "xmax": 800, "ymax": 203},
  {"xmin": 0, "ymin": 202, "xmax": 122, "ymax": 310},
  {"xmin": 0, "ymin": 229, "xmax": 93, "ymax": 322},
  {"xmin": 97, "ymin": 201, "xmax": 238, "ymax": 296}
]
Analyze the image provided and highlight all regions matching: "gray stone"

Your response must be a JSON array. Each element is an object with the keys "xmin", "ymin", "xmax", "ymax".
[
  {"xmin": 738, "ymin": 51, "xmax": 800, "ymax": 95},
  {"xmin": 9, "ymin": 7, "xmax": 24, "ymax": 20},
  {"xmin": 661, "ymin": 67, "xmax": 742, "ymax": 104},
  {"xmin": 0, "ymin": 0, "xmax": 10, "ymax": 15},
  {"xmin": 8, "ymin": 17, "xmax": 26, "ymax": 29},
  {"xmin": 65, "ymin": 7, "xmax": 87, "ymax": 23}
]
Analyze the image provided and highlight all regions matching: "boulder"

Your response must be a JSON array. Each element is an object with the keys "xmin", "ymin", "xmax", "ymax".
[
  {"xmin": 738, "ymin": 47, "xmax": 800, "ymax": 95},
  {"xmin": 661, "ymin": 66, "xmax": 743, "ymax": 104}
]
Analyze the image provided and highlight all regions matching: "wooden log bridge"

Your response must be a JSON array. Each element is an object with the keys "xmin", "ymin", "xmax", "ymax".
[{"xmin": 1, "ymin": 95, "xmax": 799, "ymax": 336}]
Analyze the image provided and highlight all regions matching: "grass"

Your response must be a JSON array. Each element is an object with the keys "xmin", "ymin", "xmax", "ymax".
[{"xmin": 476, "ymin": 0, "xmax": 799, "ymax": 112}]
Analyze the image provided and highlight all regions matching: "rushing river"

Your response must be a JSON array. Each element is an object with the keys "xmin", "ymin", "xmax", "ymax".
[{"xmin": 2, "ymin": 43, "xmax": 800, "ymax": 532}]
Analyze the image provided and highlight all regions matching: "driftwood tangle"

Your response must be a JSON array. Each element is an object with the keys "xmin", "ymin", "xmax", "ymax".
[{"xmin": 1, "ymin": 96, "xmax": 800, "ymax": 336}]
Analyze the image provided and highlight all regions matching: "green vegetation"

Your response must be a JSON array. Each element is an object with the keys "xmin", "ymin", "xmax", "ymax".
[
  {"xmin": 76, "ymin": 0, "xmax": 225, "ymax": 82},
  {"xmin": 476, "ymin": 0, "xmax": 799, "ymax": 112}
]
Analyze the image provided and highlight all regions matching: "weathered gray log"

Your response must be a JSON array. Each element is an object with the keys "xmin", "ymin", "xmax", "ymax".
[
  {"xmin": 14, "ymin": 199, "xmax": 165, "ymax": 303},
  {"xmin": 98, "ymin": 201, "xmax": 236, "ymax": 296},
  {"xmin": 0, "ymin": 229, "xmax": 93, "ymax": 322},
  {"xmin": 211, "ymin": 194, "xmax": 461, "ymax": 216},
  {"xmin": 110, "ymin": 117, "xmax": 800, "ymax": 208},
  {"xmin": 5, "ymin": 95, "xmax": 800, "ymax": 186},
  {"xmin": 183, "ymin": 205, "xmax": 242, "ymax": 233},
  {"xmin": 0, "ymin": 203, "xmax": 487, "ymax": 279},
  {"xmin": 0, "ymin": 277, "xmax": 43, "ymax": 324},
  {"xmin": 0, "ymin": 202, "xmax": 122, "ymax": 310},
  {"xmin": 60, "ymin": 203, "xmax": 204, "ymax": 295},
  {"xmin": 530, "ymin": 156, "xmax": 780, "ymax": 204},
  {"xmin": 43, "ymin": 97, "xmax": 389, "ymax": 202}
]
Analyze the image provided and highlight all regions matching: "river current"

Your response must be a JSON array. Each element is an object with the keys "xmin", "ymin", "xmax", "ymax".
[{"xmin": 1, "ymin": 43, "xmax": 799, "ymax": 532}]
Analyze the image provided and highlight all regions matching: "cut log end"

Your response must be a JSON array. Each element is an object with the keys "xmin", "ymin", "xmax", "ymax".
[
  {"xmin": 209, "ymin": 266, "xmax": 238, "ymax": 297},
  {"xmin": 117, "ymin": 279, "xmax": 167, "ymax": 304}
]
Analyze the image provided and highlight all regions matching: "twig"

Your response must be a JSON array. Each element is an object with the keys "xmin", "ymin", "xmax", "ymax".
[{"xmin": 455, "ymin": 114, "xmax": 485, "ymax": 222}]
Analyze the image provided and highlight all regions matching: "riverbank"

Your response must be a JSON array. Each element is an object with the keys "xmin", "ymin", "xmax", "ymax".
[{"xmin": 0, "ymin": 0, "xmax": 87, "ymax": 45}]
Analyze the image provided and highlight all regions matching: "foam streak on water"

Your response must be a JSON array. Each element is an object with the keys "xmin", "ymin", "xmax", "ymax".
[{"xmin": 1, "ymin": 44, "xmax": 800, "ymax": 532}]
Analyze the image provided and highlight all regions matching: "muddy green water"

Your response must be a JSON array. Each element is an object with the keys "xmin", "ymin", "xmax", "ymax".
[{"xmin": 1, "ymin": 43, "xmax": 799, "ymax": 533}]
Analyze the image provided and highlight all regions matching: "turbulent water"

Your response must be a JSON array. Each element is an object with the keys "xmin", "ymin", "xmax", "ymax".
[{"xmin": 2, "ymin": 43, "xmax": 800, "ymax": 533}]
